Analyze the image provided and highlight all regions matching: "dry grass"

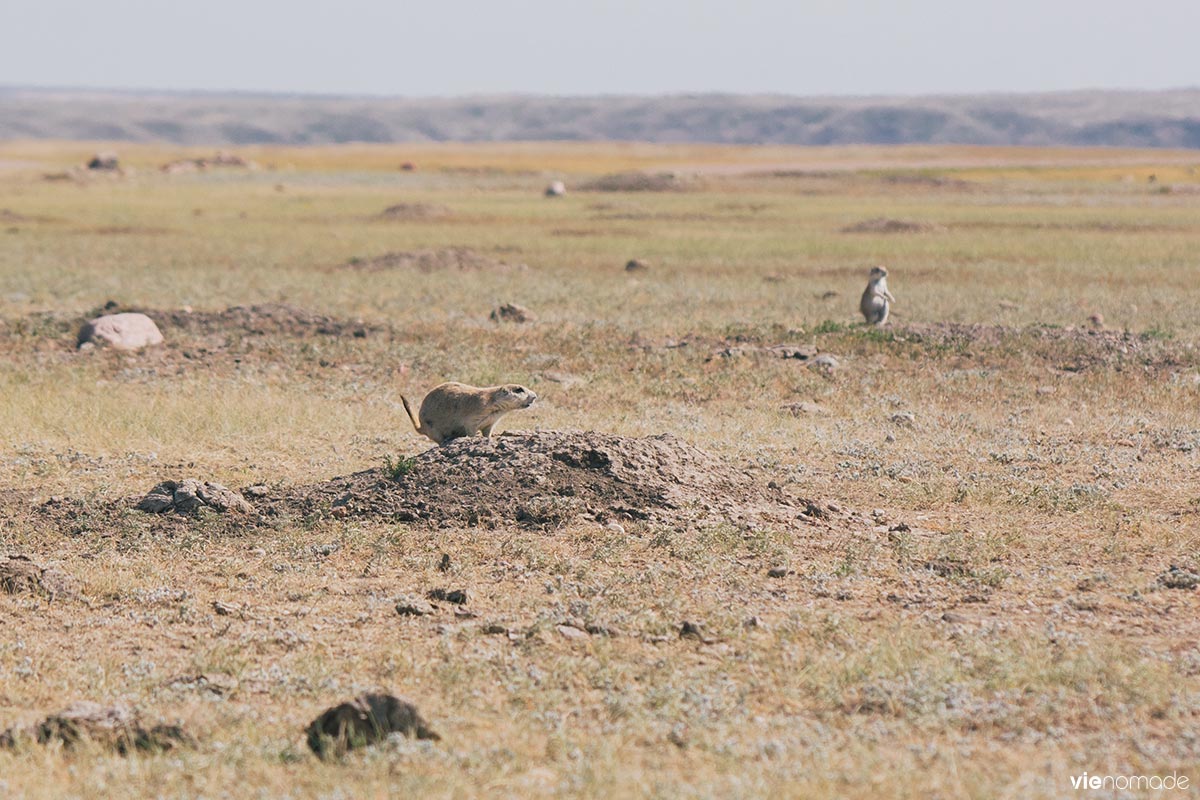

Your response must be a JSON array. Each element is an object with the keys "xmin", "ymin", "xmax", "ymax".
[{"xmin": 0, "ymin": 141, "xmax": 1199, "ymax": 798}]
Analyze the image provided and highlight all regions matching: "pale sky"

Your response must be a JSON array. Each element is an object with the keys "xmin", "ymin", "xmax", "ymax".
[{"xmin": 2, "ymin": 0, "xmax": 1197, "ymax": 97}]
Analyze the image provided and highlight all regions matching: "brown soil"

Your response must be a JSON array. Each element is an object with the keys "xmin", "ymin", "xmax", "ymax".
[
  {"xmin": 256, "ymin": 430, "xmax": 825, "ymax": 530},
  {"xmin": 339, "ymin": 247, "xmax": 526, "ymax": 273},
  {"xmin": 841, "ymin": 217, "xmax": 942, "ymax": 234},
  {"xmin": 578, "ymin": 172, "xmax": 691, "ymax": 192},
  {"xmin": 377, "ymin": 203, "xmax": 453, "ymax": 220},
  {"xmin": 889, "ymin": 322, "xmax": 1192, "ymax": 371}
]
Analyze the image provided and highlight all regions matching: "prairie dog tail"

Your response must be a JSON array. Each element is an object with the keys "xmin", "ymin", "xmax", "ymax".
[{"xmin": 400, "ymin": 394, "xmax": 422, "ymax": 435}]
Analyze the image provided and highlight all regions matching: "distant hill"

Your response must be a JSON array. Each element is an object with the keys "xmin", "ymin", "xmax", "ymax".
[{"xmin": 2, "ymin": 87, "xmax": 1199, "ymax": 148}]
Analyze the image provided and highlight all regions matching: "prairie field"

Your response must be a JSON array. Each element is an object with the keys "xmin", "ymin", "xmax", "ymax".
[{"xmin": 0, "ymin": 140, "xmax": 1198, "ymax": 799}]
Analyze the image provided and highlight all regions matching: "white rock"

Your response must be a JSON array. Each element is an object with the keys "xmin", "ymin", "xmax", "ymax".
[{"xmin": 78, "ymin": 313, "xmax": 164, "ymax": 351}]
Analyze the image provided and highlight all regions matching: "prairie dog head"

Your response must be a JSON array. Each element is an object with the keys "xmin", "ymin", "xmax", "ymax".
[
  {"xmin": 490, "ymin": 384, "xmax": 537, "ymax": 411},
  {"xmin": 868, "ymin": 265, "xmax": 889, "ymax": 284}
]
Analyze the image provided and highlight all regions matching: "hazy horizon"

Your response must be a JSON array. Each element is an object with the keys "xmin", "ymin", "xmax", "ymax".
[{"xmin": 3, "ymin": 0, "xmax": 1197, "ymax": 98}]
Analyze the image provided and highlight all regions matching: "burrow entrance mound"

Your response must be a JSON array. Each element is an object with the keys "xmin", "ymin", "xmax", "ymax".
[{"xmin": 264, "ymin": 430, "xmax": 811, "ymax": 529}]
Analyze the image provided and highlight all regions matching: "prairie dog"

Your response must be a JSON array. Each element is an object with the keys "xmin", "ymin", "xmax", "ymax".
[
  {"xmin": 860, "ymin": 266, "xmax": 895, "ymax": 326},
  {"xmin": 401, "ymin": 382, "xmax": 537, "ymax": 445}
]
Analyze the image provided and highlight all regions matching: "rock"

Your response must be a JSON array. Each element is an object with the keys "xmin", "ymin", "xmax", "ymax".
[
  {"xmin": 0, "ymin": 554, "xmax": 76, "ymax": 599},
  {"xmin": 427, "ymin": 588, "xmax": 469, "ymax": 605},
  {"xmin": 556, "ymin": 624, "xmax": 590, "ymax": 640},
  {"xmin": 544, "ymin": 181, "xmax": 566, "ymax": 197},
  {"xmin": 890, "ymin": 411, "xmax": 915, "ymax": 427},
  {"xmin": 1158, "ymin": 566, "xmax": 1200, "ymax": 590},
  {"xmin": 766, "ymin": 566, "xmax": 792, "ymax": 578},
  {"xmin": 77, "ymin": 312, "xmax": 164, "ymax": 351},
  {"xmin": 766, "ymin": 344, "xmax": 818, "ymax": 360},
  {"xmin": 136, "ymin": 479, "xmax": 253, "ymax": 515},
  {"xmin": 625, "ymin": 259, "xmax": 649, "ymax": 273},
  {"xmin": 490, "ymin": 303, "xmax": 535, "ymax": 323},
  {"xmin": 780, "ymin": 401, "xmax": 827, "ymax": 417},
  {"xmin": 395, "ymin": 596, "xmax": 436, "ymax": 617},
  {"xmin": 0, "ymin": 702, "xmax": 191, "ymax": 754},
  {"xmin": 164, "ymin": 672, "xmax": 238, "ymax": 696},
  {"xmin": 808, "ymin": 354, "xmax": 840, "ymax": 373},
  {"xmin": 306, "ymin": 693, "xmax": 439, "ymax": 758},
  {"xmin": 87, "ymin": 152, "xmax": 120, "ymax": 171}
]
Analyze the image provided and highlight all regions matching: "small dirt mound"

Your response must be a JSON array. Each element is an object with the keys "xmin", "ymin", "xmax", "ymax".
[
  {"xmin": 153, "ymin": 303, "xmax": 376, "ymax": 338},
  {"xmin": 579, "ymin": 172, "xmax": 690, "ymax": 192},
  {"xmin": 0, "ymin": 702, "xmax": 191, "ymax": 754},
  {"xmin": 841, "ymin": 217, "xmax": 941, "ymax": 234},
  {"xmin": 891, "ymin": 323, "xmax": 1191, "ymax": 371},
  {"xmin": 0, "ymin": 554, "xmax": 76, "ymax": 599},
  {"xmin": 341, "ymin": 247, "xmax": 526, "ymax": 274},
  {"xmin": 377, "ymin": 203, "xmax": 452, "ymax": 220},
  {"xmin": 263, "ymin": 430, "xmax": 804, "ymax": 529}
]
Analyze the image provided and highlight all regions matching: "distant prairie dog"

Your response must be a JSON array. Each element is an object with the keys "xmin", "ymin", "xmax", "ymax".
[
  {"xmin": 860, "ymin": 266, "xmax": 895, "ymax": 326},
  {"xmin": 401, "ymin": 382, "xmax": 537, "ymax": 445}
]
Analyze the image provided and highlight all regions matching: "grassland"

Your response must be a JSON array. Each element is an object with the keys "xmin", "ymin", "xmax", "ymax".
[{"xmin": 0, "ymin": 141, "xmax": 1198, "ymax": 799}]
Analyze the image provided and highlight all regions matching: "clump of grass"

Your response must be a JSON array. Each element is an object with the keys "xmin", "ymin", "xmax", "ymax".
[
  {"xmin": 382, "ymin": 454, "xmax": 418, "ymax": 480},
  {"xmin": 812, "ymin": 319, "xmax": 849, "ymax": 335}
]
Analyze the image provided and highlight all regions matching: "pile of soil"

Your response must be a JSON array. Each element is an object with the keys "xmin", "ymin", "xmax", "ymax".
[
  {"xmin": 377, "ymin": 203, "xmax": 452, "ymax": 220},
  {"xmin": 151, "ymin": 303, "xmax": 376, "ymax": 339},
  {"xmin": 841, "ymin": 217, "xmax": 942, "ymax": 233},
  {"xmin": 579, "ymin": 172, "xmax": 690, "ymax": 192},
  {"xmin": 260, "ymin": 430, "xmax": 813, "ymax": 529},
  {"xmin": 891, "ymin": 322, "xmax": 1192, "ymax": 371},
  {"xmin": 340, "ymin": 247, "xmax": 526, "ymax": 273}
]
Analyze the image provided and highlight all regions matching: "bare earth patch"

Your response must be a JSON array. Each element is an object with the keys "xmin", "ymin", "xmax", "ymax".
[
  {"xmin": 841, "ymin": 217, "xmax": 942, "ymax": 233},
  {"xmin": 339, "ymin": 247, "xmax": 526, "ymax": 273},
  {"xmin": 260, "ymin": 430, "xmax": 822, "ymax": 530}
]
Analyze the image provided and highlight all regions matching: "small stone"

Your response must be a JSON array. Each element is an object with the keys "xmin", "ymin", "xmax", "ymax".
[
  {"xmin": 395, "ymin": 596, "xmax": 436, "ymax": 616},
  {"xmin": 427, "ymin": 588, "xmax": 469, "ymax": 605},
  {"xmin": 766, "ymin": 566, "xmax": 791, "ymax": 578},
  {"xmin": 556, "ymin": 624, "xmax": 590, "ymax": 641},
  {"xmin": 77, "ymin": 312, "xmax": 163, "ymax": 351},
  {"xmin": 780, "ymin": 401, "xmax": 827, "ymax": 417},
  {"xmin": 1158, "ymin": 566, "xmax": 1200, "ymax": 590},
  {"xmin": 808, "ymin": 354, "xmax": 840, "ymax": 372},
  {"xmin": 889, "ymin": 412, "xmax": 915, "ymax": 427}
]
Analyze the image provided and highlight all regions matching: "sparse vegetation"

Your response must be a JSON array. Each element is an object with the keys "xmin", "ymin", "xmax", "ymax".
[{"xmin": 0, "ymin": 141, "xmax": 1198, "ymax": 798}]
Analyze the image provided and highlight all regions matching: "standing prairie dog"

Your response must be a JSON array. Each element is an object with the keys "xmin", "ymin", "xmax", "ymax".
[
  {"xmin": 401, "ymin": 382, "xmax": 537, "ymax": 445},
  {"xmin": 860, "ymin": 265, "xmax": 895, "ymax": 326}
]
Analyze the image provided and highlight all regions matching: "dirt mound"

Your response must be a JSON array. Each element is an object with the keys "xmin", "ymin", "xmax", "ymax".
[
  {"xmin": 151, "ymin": 303, "xmax": 376, "ymax": 339},
  {"xmin": 841, "ymin": 217, "xmax": 941, "ymax": 234},
  {"xmin": 377, "ymin": 203, "xmax": 452, "ymax": 220},
  {"xmin": 262, "ymin": 430, "xmax": 808, "ymax": 529},
  {"xmin": 0, "ymin": 554, "xmax": 77, "ymax": 599},
  {"xmin": 340, "ymin": 247, "xmax": 526, "ymax": 273},
  {"xmin": 579, "ymin": 172, "xmax": 690, "ymax": 192},
  {"xmin": 891, "ymin": 322, "xmax": 1191, "ymax": 371}
]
